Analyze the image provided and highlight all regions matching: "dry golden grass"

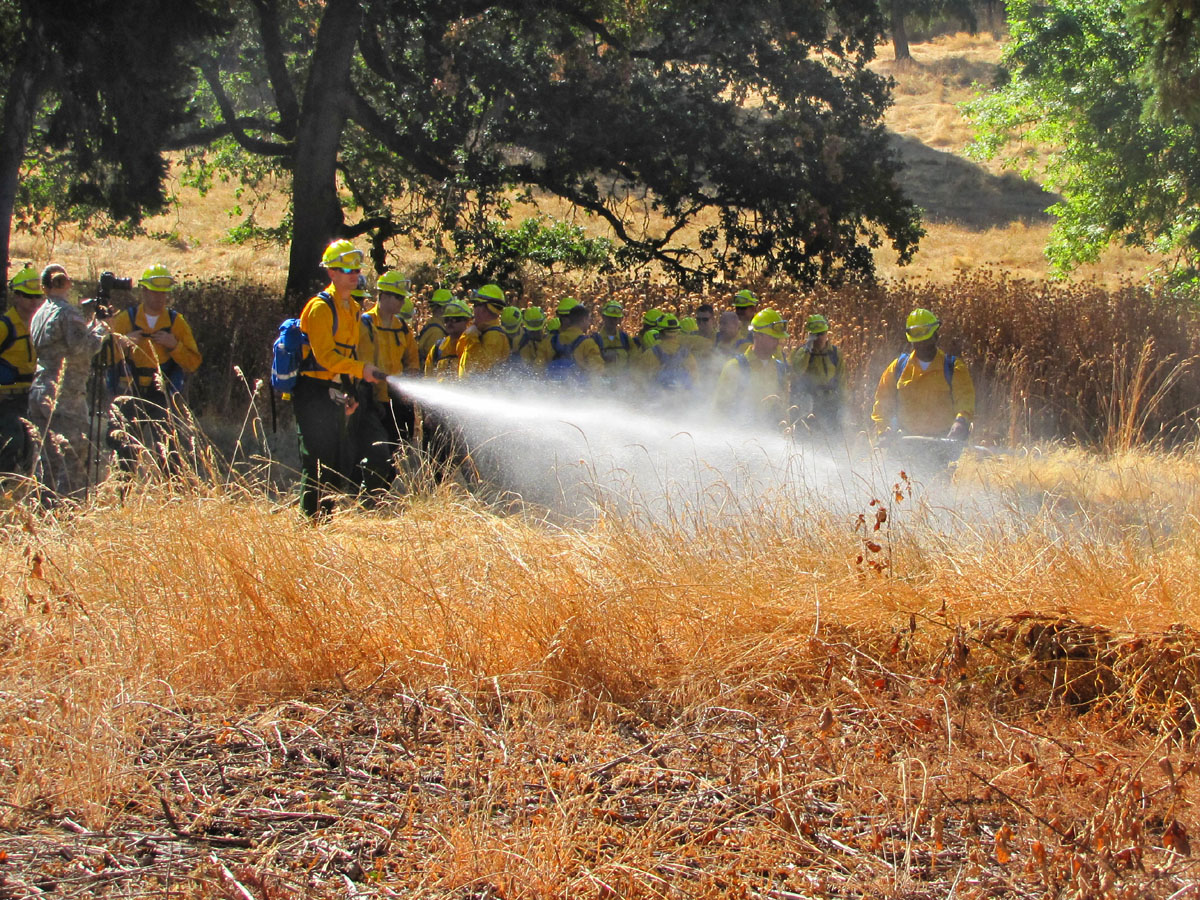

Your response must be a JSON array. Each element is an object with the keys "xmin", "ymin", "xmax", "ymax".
[{"xmin": 2, "ymin": 446, "xmax": 1200, "ymax": 895}]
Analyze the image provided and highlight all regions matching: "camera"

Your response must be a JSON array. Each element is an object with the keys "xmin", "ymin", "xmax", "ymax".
[{"xmin": 83, "ymin": 270, "xmax": 133, "ymax": 319}]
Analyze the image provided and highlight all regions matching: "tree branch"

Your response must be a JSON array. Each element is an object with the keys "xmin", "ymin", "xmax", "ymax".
[
  {"xmin": 248, "ymin": 0, "xmax": 301, "ymax": 139},
  {"xmin": 197, "ymin": 57, "xmax": 294, "ymax": 158},
  {"xmin": 346, "ymin": 89, "xmax": 456, "ymax": 182}
]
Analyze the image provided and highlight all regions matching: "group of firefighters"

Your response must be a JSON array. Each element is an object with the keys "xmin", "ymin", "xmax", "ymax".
[
  {"xmin": 292, "ymin": 239, "xmax": 976, "ymax": 517},
  {"xmin": 0, "ymin": 237, "xmax": 974, "ymax": 514}
]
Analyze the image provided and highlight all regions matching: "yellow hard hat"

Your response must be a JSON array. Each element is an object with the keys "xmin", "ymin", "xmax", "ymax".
[
  {"xmin": 546, "ymin": 316, "xmax": 561, "ymax": 333},
  {"xmin": 523, "ymin": 307, "xmax": 546, "ymax": 331},
  {"xmin": 8, "ymin": 265, "xmax": 41, "ymax": 296},
  {"xmin": 430, "ymin": 288, "xmax": 453, "ymax": 306},
  {"xmin": 658, "ymin": 313, "xmax": 680, "ymax": 331},
  {"xmin": 443, "ymin": 299, "xmax": 473, "ymax": 320},
  {"xmin": 642, "ymin": 308, "xmax": 664, "ymax": 327},
  {"xmin": 905, "ymin": 308, "xmax": 939, "ymax": 342},
  {"xmin": 556, "ymin": 296, "xmax": 583, "ymax": 316},
  {"xmin": 500, "ymin": 305, "xmax": 522, "ymax": 334},
  {"xmin": 138, "ymin": 264, "xmax": 175, "ymax": 292},
  {"xmin": 377, "ymin": 270, "xmax": 411, "ymax": 296},
  {"xmin": 732, "ymin": 288, "xmax": 758, "ymax": 308},
  {"xmin": 749, "ymin": 308, "xmax": 787, "ymax": 340},
  {"xmin": 680, "ymin": 316, "xmax": 698, "ymax": 333},
  {"xmin": 472, "ymin": 284, "xmax": 505, "ymax": 311},
  {"xmin": 321, "ymin": 239, "xmax": 363, "ymax": 269},
  {"xmin": 398, "ymin": 296, "xmax": 415, "ymax": 321},
  {"xmin": 351, "ymin": 274, "xmax": 370, "ymax": 300},
  {"xmin": 805, "ymin": 314, "xmax": 829, "ymax": 334},
  {"xmin": 601, "ymin": 300, "xmax": 624, "ymax": 319}
]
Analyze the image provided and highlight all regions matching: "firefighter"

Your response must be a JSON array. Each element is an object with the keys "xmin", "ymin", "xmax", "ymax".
[
  {"xmin": 790, "ymin": 313, "xmax": 846, "ymax": 434},
  {"xmin": 358, "ymin": 270, "xmax": 420, "ymax": 500},
  {"xmin": 0, "ymin": 266, "xmax": 42, "ymax": 479},
  {"xmin": 713, "ymin": 308, "xmax": 790, "ymax": 430},
  {"xmin": 287, "ymin": 242, "xmax": 386, "ymax": 518},
  {"xmin": 516, "ymin": 307, "xmax": 553, "ymax": 371},
  {"xmin": 730, "ymin": 288, "xmax": 758, "ymax": 344},
  {"xmin": 636, "ymin": 313, "xmax": 697, "ymax": 399},
  {"xmin": 871, "ymin": 307, "xmax": 974, "ymax": 446},
  {"xmin": 595, "ymin": 300, "xmax": 634, "ymax": 373},
  {"xmin": 417, "ymin": 288, "xmax": 453, "ymax": 366},
  {"xmin": 547, "ymin": 297, "xmax": 604, "ymax": 383},
  {"xmin": 459, "ymin": 284, "xmax": 512, "ymax": 379}
]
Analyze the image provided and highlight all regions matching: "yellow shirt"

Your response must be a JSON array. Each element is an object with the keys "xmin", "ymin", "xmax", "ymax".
[
  {"xmin": 299, "ymin": 286, "xmax": 363, "ymax": 382},
  {"xmin": 424, "ymin": 334, "xmax": 462, "ymax": 380},
  {"xmin": 518, "ymin": 332, "xmax": 554, "ymax": 370},
  {"xmin": 0, "ymin": 311, "xmax": 35, "ymax": 398},
  {"xmin": 871, "ymin": 348, "xmax": 974, "ymax": 437},
  {"xmin": 595, "ymin": 329, "xmax": 633, "ymax": 371},
  {"xmin": 109, "ymin": 303, "xmax": 202, "ymax": 391},
  {"xmin": 713, "ymin": 347, "xmax": 789, "ymax": 429},
  {"xmin": 458, "ymin": 324, "xmax": 512, "ymax": 379},
  {"xmin": 635, "ymin": 334, "xmax": 698, "ymax": 392},
  {"xmin": 553, "ymin": 326, "xmax": 605, "ymax": 377},
  {"xmin": 359, "ymin": 308, "xmax": 419, "ymax": 401}
]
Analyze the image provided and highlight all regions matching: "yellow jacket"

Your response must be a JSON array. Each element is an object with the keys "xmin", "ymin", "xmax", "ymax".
[
  {"xmin": 871, "ymin": 348, "xmax": 974, "ymax": 437},
  {"xmin": 298, "ymin": 286, "xmax": 363, "ymax": 383},
  {"xmin": 714, "ymin": 347, "xmax": 790, "ymax": 429},
  {"xmin": 0, "ymin": 311, "xmax": 35, "ymax": 399},
  {"xmin": 109, "ymin": 303, "xmax": 202, "ymax": 392},
  {"xmin": 417, "ymin": 319, "xmax": 447, "ymax": 367},
  {"xmin": 359, "ymin": 309, "xmax": 419, "ymax": 402},
  {"xmin": 595, "ymin": 329, "xmax": 633, "ymax": 371},
  {"xmin": 790, "ymin": 344, "xmax": 846, "ymax": 409},
  {"xmin": 635, "ymin": 334, "xmax": 698, "ymax": 392},
  {"xmin": 424, "ymin": 334, "xmax": 462, "ymax": 380},
  {"xmin": 517, "ymin": 332, "xmax": 554, "ymax": 370},
  {"xmin": 553, "ymin": 326, "xmax": 605, "ymax": 378},
  {"xmin": 457, "ymin": 324, "xmax": 512, "ymax": 378}
]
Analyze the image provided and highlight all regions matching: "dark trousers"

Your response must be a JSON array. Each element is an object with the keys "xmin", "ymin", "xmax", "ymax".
[
  {"xmin": 293, "ymin": 376, "xmax": 388, "ymax": 517},
  {"xmin": 107, "ymin": 388, "xmax": 182, "ymax": 475},
  {"xmin": 360, "ymin": 397, "xmax": 413, "ymax": 498},
  {"xmin": 0, "ymin": 394, "xmax": 32, "ymax": 478}
]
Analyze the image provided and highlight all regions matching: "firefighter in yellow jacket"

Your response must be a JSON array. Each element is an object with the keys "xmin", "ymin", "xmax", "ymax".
[
  {"xmin": 548, "ymin": 297, "xmax": 604, "ymax": 383},
  {"xmin": 790, "ymin": 314, "xmax": 846, "ymax": 434},
  {"xmin": 0, "ymin": 266, "xmax": 42, "ymax": 476},
  {"xmin": 359, "ymin": 271, "xmax": 420, "ymax": 499},
  {"xmin": 713, "ymin": 309, "xmax": 790, "ymax": 430},
  {"xmin": 107, "ymin": 264, "xmax": 203, "ymax": 476},
  {"xmin": 291, "ymin": 241, "xmax": 387, "ymax": 518},
  {"xmin": 871, "ymin": 308, "xmax": 974, "ymax": 442},
  {"xmin": 459, "ymin": 284, "xmax": 512, "ymax": 379},
  {"xmin": 516, "ymin": 307, "xmax": 553, "ymax": 371},
  {"xmin": 417, "ymin": 288, "xmax": 453, "ymax": 365},
  {"xmin": 636, "ymin": 313, "xmax": 698, "ymax": 399}
]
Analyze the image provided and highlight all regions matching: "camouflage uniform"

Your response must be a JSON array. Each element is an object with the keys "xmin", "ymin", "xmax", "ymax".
[{"xmin": 29, "ymin": 297, "xmax": 106, "ymax": 499}]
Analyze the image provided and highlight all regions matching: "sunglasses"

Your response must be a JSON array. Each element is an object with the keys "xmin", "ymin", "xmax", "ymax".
[
  {"xmin": 696, "ymin": 316, "xmax": 713, "ymax": 323},
  {"xmin": 334, "ymin": 267, "xmax": 362, "ymax": 275}
]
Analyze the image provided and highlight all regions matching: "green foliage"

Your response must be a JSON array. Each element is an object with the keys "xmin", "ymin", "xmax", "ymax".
[
  {"xmin": 456, "ymin": 217, "xmax": 615, "ymax": 282},
  {"xmin": 964, "ymin": 0, "xmax": 1200, "ymax": 282}
]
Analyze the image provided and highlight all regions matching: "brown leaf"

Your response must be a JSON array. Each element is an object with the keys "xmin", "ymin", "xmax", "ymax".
[{"xmin": 1164, "ymin": 820, "xmax": 1191, "ymax": 856}]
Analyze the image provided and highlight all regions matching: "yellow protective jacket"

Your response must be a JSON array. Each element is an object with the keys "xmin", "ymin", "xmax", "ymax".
[
  {"xmin": 457, "ymin": 324, "xmax": 511, "ymax": 378},
  {"xmin": 553, "ymin": 326, "xmax": 605, "ymax": 378},
  {"xmin": 109, "ymin": 303, "xmax": 202, "ymax": 392},
  {"xmin": 595, "ymin": 329, "xmax": 633, "ymax": 371},
  {"xmin": 517, "ymin": 332, "xmax": 554, "ymax": 370},
  {"xmin": 416, "ymin": 319, "xmax": 447, "ymax": 367},
  {"xmin": 871, "ymin": 348, "xmax": 974, "ymax": 438},
  {"xmin": 790, "ymin": 344, "xmax": 846, "ymax": 408},
  {"xmin": 635, "ymin": 334, "xmax": 698, "ymax": 392},
  {"xmin": 424, "ymin": 334, "xmax": 462, "ymax": 380},
  {"xmin": 359, "ymin": 308, "xmax": 419, "ymax": 402},
  {"xmin": 0, "ymin": 311, "xmax": 35, "ymax": 399},
  {"xmin": 298, "ymin": 286, "xmax": 363, "ymax": 383},
  {"xmin": 713, "ymin": 346, "xmax": 790, "ymax": 429}
]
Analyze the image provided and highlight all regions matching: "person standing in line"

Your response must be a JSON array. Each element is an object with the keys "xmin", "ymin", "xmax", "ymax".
[
  {"xmin": 28, "ymin": 265, "xmax": 109, "ymax": 502},
  {"xmin": 0, "ymin": 266, "xmax": 43, "ymax": 480}
]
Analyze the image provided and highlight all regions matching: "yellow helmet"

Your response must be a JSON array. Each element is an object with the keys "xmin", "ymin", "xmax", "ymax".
[
  {"xmin": 351, "ymin": 274, "xmax": 371, "ymax": 300},
  {"xmin": 442, "ymin": 299, "xmax": 473, "ymax": 320},
  {"xmin": 430, "ymin": 288, "xmax": 453, "ymax": 307},
  {"xmin": 138, "ymin": 264, "xmax": 175, "ymax": 292},
  {"xmin": 398, "ymin": 296, "xmax": 415, "ymax": 321},
  {"xmin": 523, "ymin": 307, "xmax": 546, "ymax": 331},
  {"xmin": 642, "ymin": 308, "xmax": 664, "ymax": 327},
  {"xmin": 546, "ymin": 316, "xmax": 561, "ymax": 333},
  {"xmin": 749, "ymin": 308, "xmax": 787, "ymax": 340},
  {"xmin": 905, "ymin": 308, "xmax": 939, "ymax": 343},
  {"xmin": 680, "ymin": 316, "xmax": 698, "ymax": 333},
  {"xmin": 500, "ymin": 305, "xmax": 523, "ymax": 334},
  {"xmin": 658, "ymin": 313, "xmax": 680, "ymax": 332},
  {"xmin": 556, "ymin": 296, "xmax": 583, "ymax": 316},
  {"xmin": 321, "ymin": 239, "xmax": 363, "ymax": 269},
  {"xmin": 377, "ymin": 270, "xmax": 411, "ymax": 296},
  {"xmin": 472, "ymin": 283, "xmax": 505, "ymax": 311},
  {"xmin": 8, "ymin": 265, "xmax": 41, "ymax": 296},
  {"xmin": 601, "ymin": 299, "xmax": 624, "ymax": 319},
  {"xmin": 805, "ymin": 314, "xmax": 829, "ymax": 334},
  {"xmin": 732, "ymin": 288, "xmax": 758, "ymax": 308}
]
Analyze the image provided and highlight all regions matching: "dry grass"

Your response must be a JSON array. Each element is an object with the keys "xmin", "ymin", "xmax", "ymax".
[{"xmin": 2, "ymin": 446, "xmax": 1200, "ymax": 895}]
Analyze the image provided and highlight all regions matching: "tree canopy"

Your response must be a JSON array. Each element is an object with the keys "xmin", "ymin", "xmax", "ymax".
[
  {"xmin": 966, "ymin": 0, "xmax": 1200, "ymax": 282},
  {"xmin": 10, "ymin": 0, "xmax": 926, "ymax": 298}
]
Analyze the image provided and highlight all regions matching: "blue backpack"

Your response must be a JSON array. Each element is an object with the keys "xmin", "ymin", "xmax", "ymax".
[
  {"xmin": 546, "ymin": 333, "xmax": 589, "ymax": 383},
  {"xmin": 271, "ymin": 292, "xmax": 335, "ymax": 393}
]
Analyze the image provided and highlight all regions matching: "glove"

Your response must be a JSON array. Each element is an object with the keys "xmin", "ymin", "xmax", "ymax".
[{"xmin": 947, "ymin": 418, "xmax": 970, "ymax": 442}]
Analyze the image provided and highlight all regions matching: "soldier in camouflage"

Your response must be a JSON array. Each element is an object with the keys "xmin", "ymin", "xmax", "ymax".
[{"xmin": 29, "ymin": 265, "xmax": 109, "ymax": 501}]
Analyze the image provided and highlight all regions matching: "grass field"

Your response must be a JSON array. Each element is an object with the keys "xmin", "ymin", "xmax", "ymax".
[{"xmin": 2, "ymin": 32, "xmax": 1197, "ymax": 900}]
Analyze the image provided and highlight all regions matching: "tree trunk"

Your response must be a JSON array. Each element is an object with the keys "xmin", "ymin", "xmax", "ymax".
[
  {"xmin": 892, "ymin": 0, "xmax": 911, "ymax": 63},
  {"xmin": 0, "ymin": 45, "xmax": 45, "ymax": 306},
  {"xmin": 284, "ymin": 0, "xmax": 363, "ymax": 307}
]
